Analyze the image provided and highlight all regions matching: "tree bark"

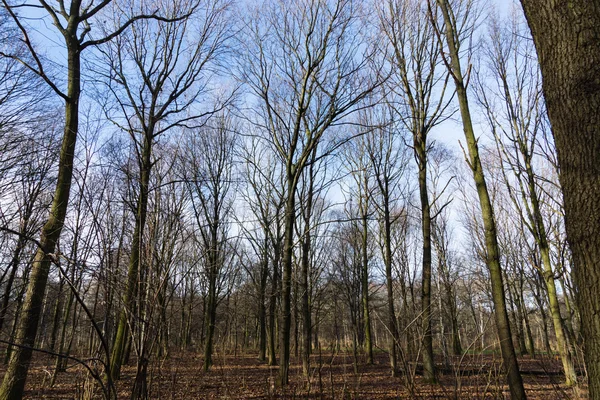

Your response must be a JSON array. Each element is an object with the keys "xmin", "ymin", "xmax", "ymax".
[
  {"xmin": 382, "ymin": 191, "xmax": 398, "ymax": 376},
  {"xmin": 203, "ymin": 224, "xmax": 219, "ymax": 371},
  {"xmin": 111, "ymin": 131, "xmax": 153, "ymax": 380},
  {"xmin": 0, "ymin": 41, "xmax": 80, "ymax": 399},
  {"xmin": 278, "ymin": 176, "xmax": 296, "ymax": 385},
  {"xmin": 417, "ymin": 136, "xmax": 436, "ymax": 382},
  {"xmin": 300, "ymin": 178, "xmax": 314, "ymax": 377},
  {"xmin": 518, "ymin": 2, "xmax": 600, "ymax": 394},
  {"xmin": 435, "ymin": 1, "xmax": 526, "ymax": 397},
  {"xmin": 360, "ymin": 178, "xmax": 374, "ymax": 365},
  {"xmin": 268, "ymin": 241, "xmax": 280, "ymax": 366},
  {"xmin": 258, "ymin": 244, "xmax": 268, "ymax": 362}
]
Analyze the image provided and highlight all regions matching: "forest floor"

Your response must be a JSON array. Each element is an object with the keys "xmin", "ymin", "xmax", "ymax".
[{"xmin": 2, "ymin": 350, "xmax": 587, "ymax": 399}]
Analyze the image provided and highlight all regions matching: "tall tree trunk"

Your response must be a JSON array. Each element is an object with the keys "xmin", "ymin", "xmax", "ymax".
[
  {"xmin": 435, "ymin": 1, "xmax": 526, "ymax": 397},
  {"xmin": 361, "ymin": 198, "xmax": 373, "ymax": 365},
  {"xmin": 156, "ymin": 286, "xmax": 168, "ymax": 358},
  {"xmin": 518, "ymin": 1, "xmax": 600, "ymax": 395},
  {"xmin": 278, "ymin": 177, "xmax": 296, "ymax": 385},
  {"xmin": 0, "ymin": 43, "xmax": 81, "ymax": 400},
  {"xmin": 559, "ymin": 277, "xmax": 577, "ymax": 346},
  {"xmin": 48, "ymin": 279, "xmax": 64, "ymax": 354},
  {"xmin": 293, "ymin": 268, "xmax": 299, "ymax": 359},
  {"xmin": 258, "ymin": 238, "xmax": 269, "ymax": 362},
  {"xmin": 435, "ymin": 236, "xmax": 462, "ymax": 356},
  {"xmin": 203, "ymin": 240, "xmax": 218, "ymax": 371},
  {"xmin": 382, "ymin": 192, "xmax": 398, "ymax": 376},
  {"xmin": 436, "ymin": 273, "xmax": 449, "ymax": 368},
  {"xmin": 539, "ymin": 306, "xmax": 552, "ymax": 356},
  {"xmin": 522, "ymin": 298, "xmax": 535, "ymax": 357},
  {"xmin": 539, "ymin": 244, "xmax": 577, "ymax": 384},
  {"xmin": 524, "ymin": 160, "xmax": 577, "ymax": 382},
  {"xmin": 301, "ymin": 206, "xmax": 312, "ymax": 376},
  {"xmin": 87, "ymin": 278, "xmax": 101, "ymax": 355},
  {"xmin": 111, "ymin": 132, "xmax": 153, "ymax": 380},
  {"xmin": 51, "ymin": 276, "xmax": 76, "ymax": 384},
  {"xmin": 185, "ymin": 286, "xmax": 195, "ymax": 349},
  {"xmin": 417, "ymin": 137, "xmax": 436, "ymax": 382},
  {"xmin": 300, "ymin": 158, "xmax": 316, "ymax": 377},
  {"xmin": 268, "ymin": 241, "xmax": 280, "ymax": 366}
]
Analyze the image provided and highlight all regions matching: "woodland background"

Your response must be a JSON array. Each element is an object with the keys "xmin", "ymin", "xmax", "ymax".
[{"xmin": 0, "ymin": 0, "xmax": 595, "ymax": 398}]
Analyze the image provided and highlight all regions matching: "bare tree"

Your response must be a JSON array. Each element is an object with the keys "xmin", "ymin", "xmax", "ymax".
[
  {"xmin": 0, "ymin": 0, "xmax": 187, "ymax": 396},
  {"xmin": 0, "ymin": 125, "xmax": 59, "ymax": 335},
  {"xmin": 97, "ymin": 0, "xmax": 233, "ymax": 380},
  {"xmin": 378, "ymin": 0, "xmax": 454, "ymax": 381},
  {"xmin": 0, "ymin": 7, "xmax": 50, "ymax": 139},
  {"xmin": 475, "ymin": 13, "xmax": 577, "ymax": 385},
  {"xmin": 431, "ymin": 0, "xmax": 526, "ymax": 397},
  {"xmin": 343, "ymin": 136, "xmax": 375, "ymax": 365},
  {"xmin": 358, "ymin": 105, "xmax": 411, "ymax": 375},
  {"xmin": 428, "ymin": 146, "xmax": 462, "ymax": 357},
  {"xmin": 183, "ymin": 113, "xmax": 237, "ymax": 371},
  {"xmin": 238, "ymin": 135, "xmax": 286, "ymax": 365},
  {"xmin": 240, "ymin": 0, "xmax": 382, "ymax": 384}
]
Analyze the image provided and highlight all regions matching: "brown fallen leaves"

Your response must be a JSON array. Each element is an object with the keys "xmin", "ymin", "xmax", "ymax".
[{"xmin": 0, "ymin": 350, "xmax": 587, "ymax": 399}]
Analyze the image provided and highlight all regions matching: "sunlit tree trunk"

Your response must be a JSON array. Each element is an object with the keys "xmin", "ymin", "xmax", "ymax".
[
  {"xmin": 0, "ymin": 41, "xmax": 80, "ymax": 400},
  {"xmin": 434, "ymin": 0, "xmax": 526, "ymax": 397}
]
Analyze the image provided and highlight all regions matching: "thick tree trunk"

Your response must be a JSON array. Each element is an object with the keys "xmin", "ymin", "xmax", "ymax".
[
  {"xmin": 1, "ymin": 63, "xmax": 79, "ymax": 397},
  {"xmin": 519, "ymin": 1, "xmax": 600, "ymax": 395}
]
